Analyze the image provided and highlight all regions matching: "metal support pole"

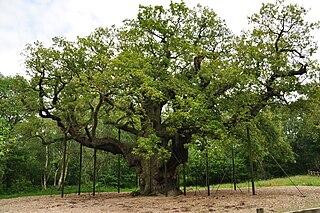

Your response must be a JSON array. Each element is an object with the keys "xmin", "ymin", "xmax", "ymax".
[
  {"xmin": 177, "ymin": 167, "xmax": 180, "ymax": 190},
  {"xmin": 78, "ymin": 143, "xmax": 83, "ymax": 195},
  {"xmin": 93, "ymin": 148, "xmax": 97, "ymax": 196},
  {"xmin": 61, "ymin": 136, "xmax": 67, "ymax": 198},
  {"xmin": 183, "ymin": 163, "xmax": 186, "ymax": 196},
  {"xmin": 149, "ymin": 158, "xmax": 152, "ymax": 194},
  {"xmin": 247, "ymin": 126, "xmax": 255, "ymax": 195},
  {"xmin": 205, "ymin": 151, "xmax": 210, "ymax": 196},
  {"xmin": 164, "ymin": 160, "xmax": 168, "ymax": 197},
  {"xmin": 117, "ymin": 128, "xmax": 121, "ymax": 193},
  {"xmin": 232, "ymin": 144, "xmax": 237, "ymax": 191}
]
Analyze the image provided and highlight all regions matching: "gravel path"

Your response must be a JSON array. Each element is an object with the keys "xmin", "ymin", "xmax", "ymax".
[{"xmin": 1, "ymin": 186, "xmax": 320, "ymax": 212}]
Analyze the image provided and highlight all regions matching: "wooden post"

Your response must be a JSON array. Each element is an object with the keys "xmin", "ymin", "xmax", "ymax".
[
  {"xmin": 232, "ymin": 144, "xmax": 237, "ymax": 191},
  {"xmin": 78, "ymin": 143, "xmax": 83, "ymax": 195},
  {"xmin": 247, "ymin": 126, "xmax": 255, "ymax": 195},
  {"xmin": 117, "ymin": 128, "xmax": 121, "ymax": 193},
  {"xmin": 256, "ymin": 208, "xmax": 264, "ymax": 213},
  {"xmin": 61, "ymin": 136, "xmax": 67, "ymax": 198},
  {"xmin": 93, "ymin": 148, "xmax": 97, "ymax": 196}
]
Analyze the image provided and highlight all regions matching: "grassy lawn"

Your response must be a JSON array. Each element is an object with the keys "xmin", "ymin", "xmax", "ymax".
[
  {"xmin": 0, "ymin": 185, "xmax": 135, "ymax": 199},
  {"xmin": 252, "ymin": 175, "xmax": 320, "ymax": 187},
  {"xmin": 187, "ymin": 175, "xmax": 320, "ymax": 191},
  {"xmin": 1, "ymin": 175, "xmax": 319, "ymax": 199}
]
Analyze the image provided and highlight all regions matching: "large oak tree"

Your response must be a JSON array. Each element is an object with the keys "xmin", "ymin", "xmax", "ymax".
[{"xmin": 24, "ymin": 1, "xmax": 319, "ymax": 195}]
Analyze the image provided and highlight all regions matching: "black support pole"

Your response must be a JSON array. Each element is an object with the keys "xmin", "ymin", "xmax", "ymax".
[
  {"xmin": 117, "ymin": 128, "xmax": 121, "ymax": 193},
  {"xmin": 164, "ymin": 160, "xmax": 168, "ymax": 197},
  {"xmin": 177, "ymin": 167, "xmax": 180, "ymax": 190},
  {"xmin": 247, "ymin": 126, "xmax": 255, "ymax": 195},
  {"xmin": 232, "ymin": 144, "xmax": 237, "ymax": 191},
  {"xmin": 205, "ymin": 150, "xmax": 210, "ymax": 196},
  {"xmin": 93, "ymin": 148, "xmax": 97, "ymax": 196},
  {"xmin": 61, "ymin": 136, "xmax": 67, "ymax": 198},
  {"xmin": 78, "ymin": 143, "xmax": 83, "ymax": 195},
  {"xmin": 182, "ymin": 163, "xmax": 186, "ymax": 196},
  {"xmin": 149, "ymin": 158, "xmax": 152, "ymax": 194}
]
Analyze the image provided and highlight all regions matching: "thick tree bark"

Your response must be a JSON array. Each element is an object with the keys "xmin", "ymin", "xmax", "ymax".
[
  {"xmin": 136, "ymin": 141, "xmax": 187, "ymax": 195},
  {"xmin": 136, "ymin": 157, "xmax": 178, "ymax": 195},
  {"xmin": 134, "ymin": 150, "xmax": 185, "ymax": 196},
  {"xmin": 130, "ymin": 134, "xmax": 190, "ymax": 195}
]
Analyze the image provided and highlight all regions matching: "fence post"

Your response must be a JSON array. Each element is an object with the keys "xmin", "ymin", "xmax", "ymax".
[{"xmin": 257, "ymin": 208, "xmax": 264, "ymax": 213}]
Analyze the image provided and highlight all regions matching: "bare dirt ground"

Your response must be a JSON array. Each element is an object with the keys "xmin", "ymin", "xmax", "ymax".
[{"xmin": 1, "ymin": 186, "xmax": 320, "ymax": 213}]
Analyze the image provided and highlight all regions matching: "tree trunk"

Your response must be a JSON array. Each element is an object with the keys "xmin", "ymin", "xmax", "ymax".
[
  {"xmin": 4, "ymin": 165, "xmax": 14, "ymax": 188},
  {"xmin": 58, "ymin": 143, "xmax": 69, "ymax": 188},
  {"xmin": 135, "ymin": 156, "xmax": 181, "ymax": 195},
  {"xmin": 58, "ymin": 157, "xmax": 68, "ymax": 188},
  {"xmin": 54, "ymin": 167, "xmax": 58, "ymax": 187},
  {"xmin": 130, "ymin": 135, "xmax": 189, "ymax": 195},
  {"xmin": 42, "ymin": 144, "xmax": 49, "ymax": 190}
]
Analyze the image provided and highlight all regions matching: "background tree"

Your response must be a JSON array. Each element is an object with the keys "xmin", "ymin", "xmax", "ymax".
[
  {"xmin": 213, "ymin": 0, "xmax": 319, "ymax": 179},
  {"xmin": 284, "ymin": 81, "xmax": 320, "ymax": 173},
  {"xmin": 0, "ymin": 74, "xmax": 36, "ymax": 191}
]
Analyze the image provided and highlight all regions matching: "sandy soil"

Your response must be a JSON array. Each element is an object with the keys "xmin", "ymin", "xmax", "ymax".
[{"xmin": 1, "ymin": 186, "xmax": 320, "ymax": 213}]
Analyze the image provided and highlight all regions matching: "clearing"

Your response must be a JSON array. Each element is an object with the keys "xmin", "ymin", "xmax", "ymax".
[{"xmin": 0, "ymin": 186, "xmax": 320, "ymax": 212}]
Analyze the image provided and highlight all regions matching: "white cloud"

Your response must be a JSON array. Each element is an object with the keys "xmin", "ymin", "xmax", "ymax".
[{"xmin": 0, "ymin": 0, "xmax": 319, "ymax": 76}]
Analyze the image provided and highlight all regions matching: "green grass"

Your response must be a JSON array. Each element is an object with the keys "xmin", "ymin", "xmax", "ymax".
[
  {"xmin": 253, "ymin": 175, "xmax": 320, "ymax": 187},
  {"xmin": 187, "ymin": 175, "xmax": 320, "ymax": 191},
  {"xmin": 0, "ymin": 184, "xmax": 136, "ymax": 199},
  {"xmin": 1, "ymin": 175, "xmax": 319, "ymax": 199}
]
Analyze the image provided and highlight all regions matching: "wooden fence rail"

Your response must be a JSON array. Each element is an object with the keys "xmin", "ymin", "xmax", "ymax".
[{"xmin": 308, "ymin": 170, "xmax": 320, "ymax": 176}]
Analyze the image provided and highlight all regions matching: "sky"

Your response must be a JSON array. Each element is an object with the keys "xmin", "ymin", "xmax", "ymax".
[{"xmin": 0, "ymin": 0, "xmax": 319, "ymax": 77}]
